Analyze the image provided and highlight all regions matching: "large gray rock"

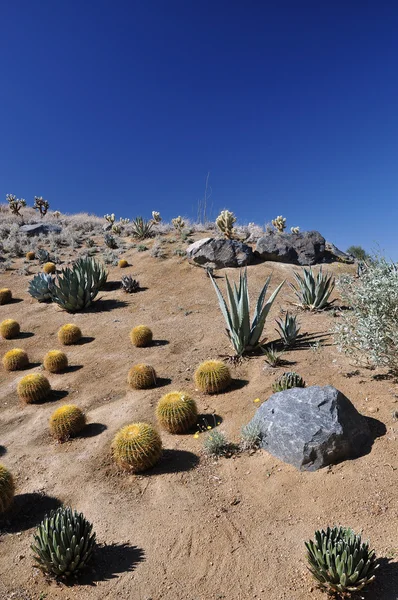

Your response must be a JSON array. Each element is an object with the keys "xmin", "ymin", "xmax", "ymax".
[
  {"xmin": 186, "ymin": 237, "xmax": 253, "ymax": 269},
  {"xmin": 248, "ymin": 386, "xmax": 372, "ymax": 471},
  {"xmin": 255, "ymin": 230, "xmax": 325, "ymax": 265},
  {"xmin": 19, "ymin": 223, "xmax": 62, "ymax": 236},
  {"xmin": 324, "ymin": 241, "xmax": 354, "ymax": 264}
]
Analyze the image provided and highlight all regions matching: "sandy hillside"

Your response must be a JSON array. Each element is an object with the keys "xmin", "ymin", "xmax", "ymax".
[{"xmin": 0, "ymin": 238, "xmax": 397, "ymax": 600}]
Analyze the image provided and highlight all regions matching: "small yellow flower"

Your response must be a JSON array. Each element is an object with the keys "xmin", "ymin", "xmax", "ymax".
[
  {"xmin": 254, "ymin": 398, "xmax": 261, "ymax": 403},
  {"xmin": 193, "ymin": 432, "xmax": 199, "ymax": 439},
  {"xmin": 207, "ymin": 425, "xmax": 211, "ymax": 430},
  {"xmin": 217, "ymin": 422, "xmax": 221, "ymax": 426}
]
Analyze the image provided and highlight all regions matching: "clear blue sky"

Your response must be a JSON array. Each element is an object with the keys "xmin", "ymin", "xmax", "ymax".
[{"xmin": 1, "ymin": 1, "xmax": 397, "ymax": 256}]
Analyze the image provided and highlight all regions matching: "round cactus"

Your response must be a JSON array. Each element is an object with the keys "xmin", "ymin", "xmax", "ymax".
[
  {"xmin": 111, "ymin": 423, "xmax": 162, "ymax": 472},
  {"xmin": 194, "ymin": 360, "xmax": 232, "ymax": 394},
  {"xmin": 0, "ymin": 288, "xmax": 12, "ymax": 305},
  {"xmin": 0, "ymin": 464, "xmax": 15, "ymax": 514},
  {"xmin": 127, "ymin": 364, "xmax": 157, "ymax": 389},
  {"xmin": 49, "ymin": 405, "xmax": 86, "ymax": 441},
  {"xmin": 2, "ymin": 348, "xmax": 29, "ymax": 371},
  {"xmin": 43, "ymin": 262, "xmax": 56, "ymax": 274},
  {"xmin": 130, "ymin": 325, "xmax": 153, "ymax": 347},
  {"xmin": 58, "ymin": 324, "xmax": 82, "ymax": 345},
  {"xmin": 156, "ymin": 391, "xmax": 198, "ymax": 433},
  {"xmin": 272, "ymin": 371, "xmax": 306, "ymax": 393},
  {"xmin": 118, "ymin": 259, "xmax": 128, "ymax": 268},
  {"xmin": 26, "ymin": 251, "xmax": 36, "ymax": 260},
  {"xmin": 0, "ymin": 319, "xmax": 20, "ymax": 339},
  {"xmin": 17, "ymin": 373, "xmax": 51, "ymax": 403},
  {"xmin": 43, "ymin": 350, "xmax": 68, "ymax": 373}
]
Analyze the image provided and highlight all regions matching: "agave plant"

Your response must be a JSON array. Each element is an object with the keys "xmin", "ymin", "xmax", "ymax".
[
  {"xmin": 31, "ymin": 506, "xmax": 96, "ymax": 577},
  {"xmin": 51, "ymin": 257, "xmax": 108, "ymax": 312},
  {"xmin": 104, "ymin": 232, "xmax": 118, "ymax": 249},
  {"xmin": 289, "ymin": 267, "xmax": 335, "ymax": 310},
  {"xmin": 28, "ymin": 273, "xmax": 54, "ymax": 302},
  {"xmin": 121, "ymin": 275, "xmax": 140, "ymax": 293},
  {"xmin": 275, "ymin": 312, "xmax": 300, "ymax": 346},
  {"xmin": 305, "ymin": 526, "xmax": 378, "ymax": 594},
  {"xmin": 209, "ymin": 270, "xmax": 284, "ymax": 356},
  {"xmin": 36, "ymin": 248, "xmax": 50, "ymax": 264},
  {"xmin": 131, "ymin": 216, "xmax": 154, "ymax": 240}
]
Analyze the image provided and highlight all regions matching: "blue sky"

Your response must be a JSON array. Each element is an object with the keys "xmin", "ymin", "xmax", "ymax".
[{"xmin": 1, "ymin": 1, "xmax": 397, "ymax": 256}]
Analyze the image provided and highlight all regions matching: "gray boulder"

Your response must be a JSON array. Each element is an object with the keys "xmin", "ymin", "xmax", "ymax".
[
  {"xmin": 255, "ymin": 230, "xmax": 325, "ymax": 265},
  {"xmin": 324, "ymin": 241, "xmax": 354, "ymax": 264},
  {"xmin": 248, "ymin": 385, "xmax": 372, "ymax": 471},
  {"xmin": 186, "ymin": 237, "xmax": 253, "ymax": 269},
  {"xmin": 19, "ymin": 223, "xmax": 62, "ymax": 236}
]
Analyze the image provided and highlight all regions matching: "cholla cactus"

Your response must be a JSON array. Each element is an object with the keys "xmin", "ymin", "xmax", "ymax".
[
  {"xmin": 172, "ymin": 216, "xmax": 185, "ymax": 231},
  {"xmin": 33, "ymin": 196, "xmax": 49, "ymax": 217},
  {"xmin": 53, "ymin": 210, "xmax": 61, "ymax": 218},
  {"xmin": 215, "ymin": 210, "xmax": 236, "ymax": 239},
  {"xmin": 104, "ymin": 213, "xmax": 115, "ymax": 224},
  {"xmin": 6, "ymin": 194, "xmax": 26, "ymax": 216},
  {"xmin": 291, "ymin": 226, "xmax": 300, "ymax": 234},
  {"xmin": 272, "ymin": 215, "xmax": 286, "ymax": 233},
  {"xmin": 152, "ymin": 211, "xmax": 162, "ymax": 224}
]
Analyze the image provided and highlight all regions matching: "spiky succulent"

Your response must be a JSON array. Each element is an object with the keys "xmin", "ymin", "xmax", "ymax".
[
  {"xmin": 104, "ymin": 232, "xmax": 118, "ymax": 248},
  {"xmin": 215, "ymin": 209, "xmax": 236, "ymax": 239},
  {"xmin": 172, "ymin": 216, "xmax": 185, "ymax": 231},
  {"xmin": 2, "ymin": 348, "xmax": 29, "ymax": 371},
  {"xmin": 130, "ymin": 325, "xmax": 153, "ymax": 347},
  {"xmin": 51, "ymin": 257, "xmax": 108, "ymax": 312},
  {"xmin": 305, "ymin": 526, "xmax": 378, "ymax": 594},
  {"xmin": 272, "ymin": 371, "xmax": 306, "ymax": 392},
  {"xmin": 131, "ymin": 216, "xmax": 154, "ymax": 240},
  {"xmin": 31, "ymin": 506, "xmax": 96, "ymax": 577},
  {"xmin": 127, "ymin": 364, "xmax": 157, "ymax": 389},
  {"xmin": 121, "ymin": 275, "xmax": 140, "ymax": 293},
  {"xmin": 272, "ymin": 215, "xmax": 286, "ymax": 233},
  {"xmin": 26, "ymin": 251, "xmax": 36, "ymax": 260},
  {"xmin": 0, "ymin": 464, "xmax": 15, "ymax": 514},
  {"xmin": 156, "ymin": 392, "xmax": 198, "ymax": 433},
  {"xmin": 44, "ymin": 350, "xmax": 68, "ymax": 373},
  {"xmin": 28, "ymin": 273, "xmax": 54, "ymax": 302},
  {"xmin": 289, "ymin": 267, "xmax": 335, "ymax": 311},
  {"xmin": 17, "ymin": 373, "xmax": 51, "ymax": 403},
  {"xmin": 49, "ymin": 405, "xmax": 86, "ymax": 441},
  {"xmin": 0, "ymin": 288, "xmax": 12, "ymax": 305},
  {"xmin": 194, "ymin": 360, "xmax": 232, "ymax": 394},
  {"xmin": 43, "ymin": 262, "xmax": 56, "ymax": 274},
  {"xmin": 0, "ymin": 319, "xmax": 20, "ymax": 339},
  {"xmin": 118, "ymin": 259, "xmax": 128, "ymax": 268},
  {"xmin": 275, "ymin": 312, "xmax": 300, "ymax": 347},
  {"xmin": 36, "ymin": 248, "xmax": 50, "ymax": 263},
  {"xmin": 58, "ymin": 324, "xmax": 82, "ymax": 345},
  {"xmin": 111, "ymin": 423, "xmax": 162, "ymax": 472}
]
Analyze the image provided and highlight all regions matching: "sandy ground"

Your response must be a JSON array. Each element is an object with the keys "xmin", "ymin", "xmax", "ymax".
[{"xmin": 0, "ymin": 241, "xmax": 397, "ymax": 600}]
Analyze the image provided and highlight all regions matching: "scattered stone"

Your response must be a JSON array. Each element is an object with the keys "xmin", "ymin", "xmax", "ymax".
[
  {"xmin": 255, "ymin": 230, "xmax": 325, "ymax": 265},
  {"xmin": 19, "ymin": 223, "xmax": 62, "ymax": 236},
  {"xmin": 324, "ymin": 241, "xmax": 354, "ymax": 264},
  {"xmin": 186, "ymin": 237, "xmax": 253, "ymax": 269}
]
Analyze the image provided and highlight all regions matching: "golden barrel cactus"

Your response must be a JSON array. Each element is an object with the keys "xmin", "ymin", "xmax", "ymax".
[
  {"xmin": 194, "ymin": 360, "xmax": 232, "ymax": 394},
  {"xmin": 130, "ymin": 325, "xmax": 153, "ymax": 347},
  {"xmin": 127, "ymin": 364, "xmax": 157, "ymax": 389},
  {"xmin": 0, "ymin": 464, "xmax": 15, "ymax": 514},
  {"xmin": 43, "ymin": 350, "xmax": 68, "ymax": 373},
  {"xmin": 43, "ymin": 262, "xmax": 56, "ymax": 274},
  {"xmin": 0, "ymin": 319, "xmax": 20, "ymax": 339},
  {"xmin": 17, "ymin": 373, "xmax": 51, "ymax": 403},
  {"xmin": 156, "ymin": 391, "xmax": 198, "ymax": 433},
  {"xmin": 111, "ymin": 423, "xmax": 162, "ymax": 472},
  {"xmin": 26, "ymin": 251, "xmax": 36, "ymax": 260},
  {"xmin": 118, "ymin": 259, "xmax": 128, "ymax": 268},
  {"xmin": 0, "ymin": 289, "xmax": 12, "ymax": 305},
  {"xmin": 49, "ymin": 405, "xmax": 86, "ymax": 441},
  {"xmin": 58, "ymin": 324, "xmax": 82, "ymax": 345},
  {"xmin": 2, "ymin": 348, "xmax": 29, "ymax": 371}
]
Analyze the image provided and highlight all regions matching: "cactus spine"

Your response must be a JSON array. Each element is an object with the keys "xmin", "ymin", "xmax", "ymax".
[
  {"xmin": 43, "ymin": 262, "xmax": 56, "ymax": 274},
  {"xmin": 156, "ymin": 392, "xmax": 198, "ymax": 433},
  {"xmin": 0, "ymin": 464, "xmax": 15, "ymax": 514},
  {"xmin": 43, "ymin": 350, "xmax": 68, "ymax": 373},
  {"xmin": 130, "ymin": 325, "xmax": 153, "ymax": 347},
  {"xmin": 0, "ymin": 319, "xmax": 20, "ymax": 339},
  {"xmin": 58, "ymin": 324, "xmax": 82, "ymax": 345},
  {"xmin": 0, "ymin": 288, "xmax": 12, "ymax": 305},
  {"xmin": 49, "ymin": 405, "xmax": 86, "ymax": 441},
  {"xmin": 2, "ymin": 348, "xmax": 29, "ymax": 371},
  {"xmin": 272, "ymin": 372, "xmax": 306, "ymax": 393},
  {"xmin": 194, "ymin": 360, "xmax": 232, "ymax": 394},
  {"xmin": 127, "ymin": 364, "xmax": 157, "ymax": 389},
  {"xmin": 111, "ymin": 423, "xmax": 162, "ymax": 472},
  {"xmin": 17, "ymin": 373, "xmax": 51, "ymax": 403}
]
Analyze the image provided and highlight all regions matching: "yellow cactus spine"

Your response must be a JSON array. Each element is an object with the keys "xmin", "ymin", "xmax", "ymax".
[
  {"xmin": 43, "ymin": 262, "xmax": 56, "ymax": 274},
  {"xmin": 111, "ymin": 423, "xmax": 162, "ymax": 472},
  {"xmin": 17, "ymin": 373, "xmax": 51, "ymax": 404},
  {"xmin": 0, "ymin": 464, "xmax": 15, "ymax": 514},
  {"xmin": 156, "ymin": 391, "xmax": 198, "ymax": 433},
  {"xmin": 26, "ymin": 251, "xmax": 36, "ymax": 260},
  {"xmin": 49, "ymin": 405, "xmax": 86, "ymax": 441},
  {"xmin": 118, "ymin": 259, "xmax": 128, "ymax": 268},
  {"xmin": 2, "ymin": 348, "xmax": 29, "ymax": 371},
  {"xmin": 43, "ymin": 350, "xmax": 68, "ymax": 373},
  {"xmin": 0, "ymin": 289, "xmax": 12, "ymax": 305},
  {"xmin": 58, "ymin": 324, "xmax": 82, "ymax": 345},
  {"xmin": 130, "ymin": 325, "xmax": 153, "ymax": 347},
  {"xmin": 127, "ymin": 364, "xmax": 157, "ymax": 389},
  {"xmin": 0, "ymin": 319, "xmax": 20, "ymax": 339},
  {"xmin": 194, "ymin": 360, "xmax": 232, "ymax": 394}
]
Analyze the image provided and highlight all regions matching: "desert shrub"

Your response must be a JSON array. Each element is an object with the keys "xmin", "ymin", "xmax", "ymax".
[
  {"xmin": 150, "ymin": 240, "xmax": 167, "ymax": 259},
  {"xmin": 203, "ymin": 430, "xmax": 230, "ymax": 457},
  {"xmin": 137, "ymin": 244, "xmax": 148, "ymax": 252},
  {"xmin": 240, "ymin": 421, "xmax": 262, "ymax": 451},
  {"xmin": 346, "ymin": 245, "xmax": 370, "ymax": 261},
  {"xmin": 104, "ymin": 232, "xmax": 118, "ymax": 249}
]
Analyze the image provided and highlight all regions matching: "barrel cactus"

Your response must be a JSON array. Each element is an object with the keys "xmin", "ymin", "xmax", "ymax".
[
  {"xmin": 17, "ymin": 373, "xmax": 51, "ymax": 403},
  {"xmin": 28, "ymin": 273, "xmax": 54, "ymax": 302},
  {"xmin": 130, "ymin": 325, "xmax": 153, "ymax": 347},
  {"xmin": 26, "ymin": 251, "xmax": 36, "ymax": 260},
  {"xmin": 2, "ymin": 348, "xmax": 29, "ymax": 371},
  {"xmin": 118, "ymin": 259, "xmax": 128, "ymax": 268},
  {"xmin": 43, "ymin": 262, "xmax": 56, "ymax": 274},
  {"xmin": 0, "ymin": 288, "xmax": 12, "ymax": 305},
  {"xmin": 0, "ymin": 464, "xmax": 15, "ymax": 514},
  {"xmin": 156, "ymin": 392, "xmax": 198, "ymax": 433},
  {"xmin": 111, "ymin": 423, "xmax": 162, "ymax": 472},
  {"xmin": 44, "ymin": 350, "xmax": 68, "ymax": 373},
  {"xmin": 127, "ymin": 364, "xmax": 157, "ymax": 389},
  {"xmin": 0, "ymin": 319, "xmax": 20, "ymax": 339},
  {"xmin": 31, "ymin": 506, "xmax": 96, "ymax": 577},
  {"xmin": 305, "ymin": 526, "xmax": 378, "ymax": 594},
  {"xmin": 194, "ymin": 360, "xmax": 232, "ymax": 394},
  {"xmin": 58, "ymin": 324, "xmax": 82, "ymax": 345},
  {"xmin": 49, "ymin": 405, "xmax": 86, "ymax": 441},
  {"xmin": 272, "ymin": 371, "xmax": 306, "ymax": 393}
]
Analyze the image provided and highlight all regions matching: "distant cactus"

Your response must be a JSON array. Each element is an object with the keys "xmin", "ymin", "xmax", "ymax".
[
  {"xmin": 0, "ymin": 319, "xmax": 20, "ymax": 339},
  {"xmin": 0, "ymin": 464, "xmax": 15, "ymax": 514},
  {"xmin": 156, "ymin": 392, "xmax": 198, "ymax": 433},
  {"xmin": 49, "ymin": 405, "xmax": 86, "ymax": 441},
  {"xmin": 43, "ymin": 262, "xmax": 56, "ymax": 274},
  {"xmin": 2, "ymin": 348, "xmax": 29, "ymax": 371},
  {"xmin": 194, "ymin": 360, "xmax": 232, "ymax": 394},
  {"xmin": 26, "ymin": 251, "xmax": 36, "ymax": 260},
  {"xmin": 118, "ymin": 259, "xmax": 128, "ymax": 268},
  {"xmin": 0, "ymin": 288, "xmax": 12, "ymax": 305},
  {"xmin": 33, "ymin": 196, "xmax": 50, "ymax": 217},
  {"xmin": 58, "ymin": 324, "xmax": 82, "ymax": 345},
  {"xmin": 216, "ymin": 210, "xmax": 236, "ymax": 239},
  {"xmin": 272, "ymin": 371, "xmax": 306, "ymax": 392},
  {"xmin": 43, "ymin": 350, "xmax": 68, "ymax": 373},
  {"xmin": 127, "ymin": 364, "xmax": 157, "ymax": 389},
  {"xmin": 6, "ymin": 193, "xmax": 26, "ymax": 216},
  {"xmin": 17, "ymin": 373, "xmax": 51, "ymax": 403},
  {"xmin": 36, "ymin": 249, "xmax": 50, "ymax": 263},
  {"xmin": 290, "ymin": 226, "xmax": 300, "ymax": 234},
  {"xmin": 151, "ymin": 211, "xmax": 162, "ymax": 223},
  {"xmin": 121, "ymin": 276, "xmax": 140, "ymax": 293},
  {"xmin": 172, "ymin": 216, "xmax": 185, "ymax": 231},
  {"xmin": 111, "ymin": 423, "xmax": 162, "ymax": 472},
  {"xmin": 130, "ymin": 325, "xmax": 153, "ymax": 347},
  {"xmin": 272, "ymin": 215, "xmax": 286, "ymax": 233}
]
